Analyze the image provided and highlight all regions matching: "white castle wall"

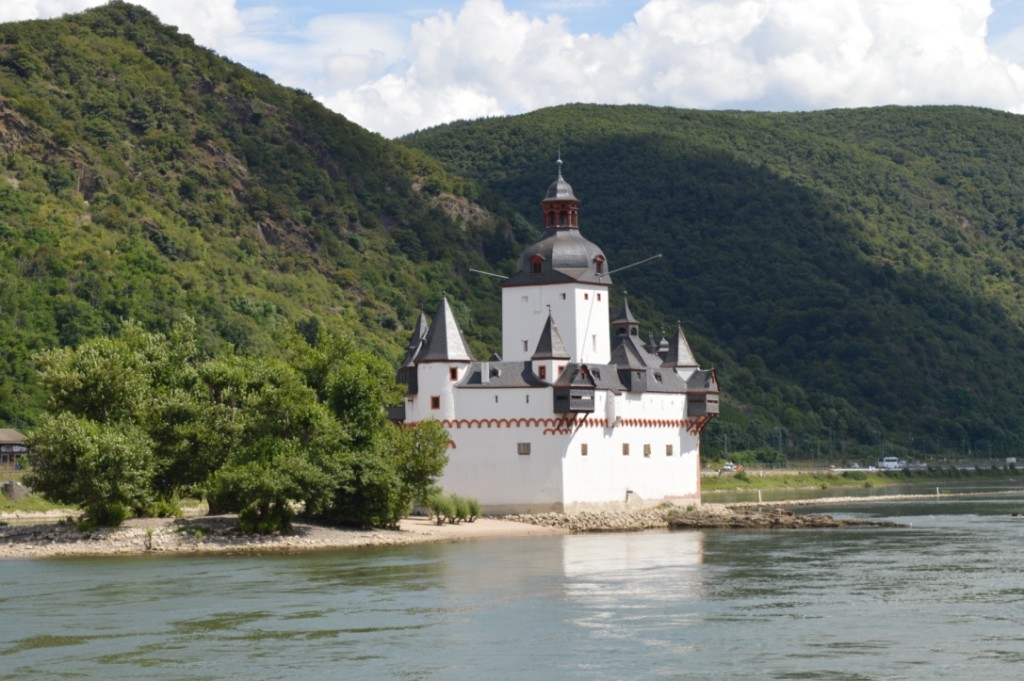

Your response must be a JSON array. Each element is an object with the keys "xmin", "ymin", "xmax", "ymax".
[
  {"xmin": 501, "ymin": 283, "xmax": 610, "ymax": 363},
  {"xmin": 428, "ymin": 383, "xmax": 703, "ymax": 513}
]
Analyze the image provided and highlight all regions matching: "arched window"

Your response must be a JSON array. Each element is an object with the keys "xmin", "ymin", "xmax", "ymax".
[
  {"xmin": 559, "ymin": 210, "xmax": 568, "ymax": 225},
  {"xmin": 594, "ymin": 255, "xmax": 605, "ymax": 275}
]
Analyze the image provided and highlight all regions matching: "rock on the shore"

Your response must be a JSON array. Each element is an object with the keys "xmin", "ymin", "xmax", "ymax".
[{"xmin": 503, "ymin": 505, "xmax": 902, "ymax": 532}]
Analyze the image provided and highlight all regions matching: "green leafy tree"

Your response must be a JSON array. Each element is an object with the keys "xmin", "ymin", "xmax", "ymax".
[{"xmin": 27, "ymin": 413, "xmax": 155, "ymax": 526}]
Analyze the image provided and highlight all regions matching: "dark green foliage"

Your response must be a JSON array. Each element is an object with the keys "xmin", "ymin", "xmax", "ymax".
[
  {"xmin": 0, "ymin": 3, "xmax": 518, "ymax": 426},
  {"xmin": 9, "ymin": 4, "xmax": 1024, "ymax": 466},
  {"xmin": 403, "ymin": 104, "xmax": 1024, "ymax": 459},
  {"xmin": 24, "ymin": 320, "xmax": 450, "ymax": 530},
  {"xmin": 27, "ymin": 412, "xmax": 156, "ymax": 523}
]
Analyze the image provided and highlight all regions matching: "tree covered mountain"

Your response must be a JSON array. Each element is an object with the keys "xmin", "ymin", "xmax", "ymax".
[
  {"xmin": 4, "ymin": 3, "xmax": 1024, "ymax": 464},
  {"xmin": 0, "ymin": 2, "xmax": 528, "ymax": 426},
  {"xmin": 402, "ymin": 104, "xmax": 1024, "ymax": 461}
]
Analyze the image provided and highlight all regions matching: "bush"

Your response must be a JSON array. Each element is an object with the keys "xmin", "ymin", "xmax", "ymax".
[
  {"xmin": 426, "ymin": 492, "xmax": 455, "ymax": 525},
  {"xmin": 426, "ymin": 491, "xmax": 481, "ymax": 524}
]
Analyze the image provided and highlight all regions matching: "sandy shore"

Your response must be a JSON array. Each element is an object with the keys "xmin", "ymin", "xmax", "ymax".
[
  {"xmin": 0, "ymin": 512, "xmax": 567, "ymax": 560},
  {"xmin": 3, "ymin": 489, "xmax": 982, "ymax": 560}
]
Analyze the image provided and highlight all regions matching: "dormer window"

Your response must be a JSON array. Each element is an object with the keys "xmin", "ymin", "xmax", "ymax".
[
  {"xmin": 538, "ymin": 365, "xmax": 547, "ymax": 380},
  {"xmin": 530, "ymin": 254, "xmax": 544, "ymax": 275},
  {"xmin": 594, "ymin": 255, "xmax": 605, "ymax": 275}
]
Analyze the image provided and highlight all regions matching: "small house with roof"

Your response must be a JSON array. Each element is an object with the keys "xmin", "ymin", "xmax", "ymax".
[
  {"xmin": 0, "ymin": 429, "xmax": 28, "ymax": 472},
  {"xmin": 392, "ymin": 160, "xmax": 718, "ymax": 513}
]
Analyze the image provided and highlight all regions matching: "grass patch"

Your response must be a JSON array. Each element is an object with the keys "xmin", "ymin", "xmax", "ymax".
[
  {"xmin": 702, "ymin": 466, "xmax": 1024, "ymax": 491},
  {"xmin": 0, "ymin": 492, "xmax": 74, "ymax": 514}
]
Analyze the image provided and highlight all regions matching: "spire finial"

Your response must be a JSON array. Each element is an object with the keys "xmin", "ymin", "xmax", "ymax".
[{"xmin": 556, "ymin": 148, "xmax": 563, "ymax": 178}]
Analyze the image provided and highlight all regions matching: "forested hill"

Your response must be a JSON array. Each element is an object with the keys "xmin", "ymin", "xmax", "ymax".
[
  {"xmin": 5, "ymin": 3, "xmax": 1024, "ymax": 462},
  {"xmin": 402, "ymin": 104, "xmax": 1024, "ymax": 460},
  {"xmin": 0, "ymin": 3, "xmax": 528, "ymax": 425}
]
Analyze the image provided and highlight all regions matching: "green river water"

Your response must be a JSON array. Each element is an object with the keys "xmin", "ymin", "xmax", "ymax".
[{"xmin": 3, "ymin": 492, "xmax": 1024, "ymax": 680}]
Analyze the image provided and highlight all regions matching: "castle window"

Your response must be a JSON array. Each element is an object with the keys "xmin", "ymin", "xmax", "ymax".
[
  {"xmin": 561, "ymin": 293, "xmax": 566, "ymax": 300},
  {"xmin": 559, "ymin": 210, "xmax": 567, "ymax": 225},
  {"xmin": 643, "ymin": 444, "xmax": 652, "ymax": 458},
  {"xmin": 597, "ymin": 293, "xmax": 602, "ymax": 301},
  {"xmin": 449, "ymin": 367, "xmax": 458, "ymax": 381},
  {"xmin": 522, "ymin": 340, "xmax": 528, "ymax": 352},
  {"xmin": 530, "ymin": 254, "xmax": 544, "ymax": 275},
  {"xmin": 622, "ymin": 443, "xmax": 630, "ymax": 456},
  {"xmin": 584, "ymin": 293, "xmax": 589, "ymax": 300},
  {"xmin": 518, "ymin": 442, "xmax": 531, "ymax": 456},
  {"xmin": 548, "ymin": 210, "xmax": 555, "ymax": 226},
  {"xmin": 581, "ymin": 443, "xmax": 588, "ymax": 456},
  {"xmin": 430, "ymin": 396, "xmax": 440, "ymax": 410},
  {"xmin": 538, "ymin": 366, "xmax": 547, "ymax": 380},
  {"xmin": 666, "ymin": 444, "xmax": 674, "ymax": 457},
  {"xmin": 526, "ymin": 394, "xmax": 530, "ymax": 404},
  {"xmin": 557, "ymin": 365, "xmax": 564, "ymax": 375},
  {"xmin": 522, "ymin": 295, "xmax": 529, "ymax": 303},
  {"xmin": 594, "ymin": 255, "xmax": 605, "ymax": 275},
  {"xmin": 495, "ymin": 395, "xmax": 499, "ymax": 403}
]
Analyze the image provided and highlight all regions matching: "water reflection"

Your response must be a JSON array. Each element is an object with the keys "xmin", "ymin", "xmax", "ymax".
[{"xmin": 5, "ymin": 502, "xmax": 1024, "ymax": 680}]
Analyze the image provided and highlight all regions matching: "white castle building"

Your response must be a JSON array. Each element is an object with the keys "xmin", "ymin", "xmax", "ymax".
[{"xmin": 392, "ymin": 160, "xmax": 719, "ymax": 513}]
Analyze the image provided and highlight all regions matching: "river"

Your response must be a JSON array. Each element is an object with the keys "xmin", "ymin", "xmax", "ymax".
[{"xmin": 3, "ymin": 493, "xmax": 1023, "ymax": 680}]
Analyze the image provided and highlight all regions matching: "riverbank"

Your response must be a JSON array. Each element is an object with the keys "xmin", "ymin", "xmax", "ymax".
[
  {"xmin": 0, "ymin": 512, "xmax": 570, "ymax": 559},
  {"xmin": 1, "ymin": 495, "xmax": 919, "ymax": 559}
]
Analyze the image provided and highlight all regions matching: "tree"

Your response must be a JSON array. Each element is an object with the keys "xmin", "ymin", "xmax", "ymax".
[{"xmin": 27, "ymin": 413, "xmax": 155, "ymax": 526}]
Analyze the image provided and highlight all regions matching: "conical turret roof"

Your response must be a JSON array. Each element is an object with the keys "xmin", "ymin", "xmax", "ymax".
[
  {"xmin": 662, "ymin": 323, "xmax": 698, "ymax": 369},
  {"xmin": 416, "ymin": 296, "xmax": 474, "ymax": 363},
  {"xmin": 399, "ymin": 310, "xmax": 430, "ymax": 369},
  {"xmin": 532, "ymin": 312, "xmax": 570, "ymax": 360}
]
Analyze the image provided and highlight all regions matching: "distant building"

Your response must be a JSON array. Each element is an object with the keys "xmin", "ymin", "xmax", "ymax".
[
  {"xmin": 0, "ymin": 429, "xmax": 28, "ymax": 472},
  {"xmin": 391, "ymin": 160, "xmax": 718, "ymax": 513}
]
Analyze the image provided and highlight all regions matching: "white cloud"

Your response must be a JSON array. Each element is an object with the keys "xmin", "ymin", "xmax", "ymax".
[
  {"xmin": 3, "ymin": 0, "xmax": 1023, "ymax": 137},
  {"xmin": 312, "ymin": 0, "xmax": 1024, "ymax": 136}
]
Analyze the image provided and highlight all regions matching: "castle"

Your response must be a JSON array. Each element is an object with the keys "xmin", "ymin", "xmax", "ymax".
[{"xmin": 392, "ymin": 160, "xmax": 718, "ymax": 513}]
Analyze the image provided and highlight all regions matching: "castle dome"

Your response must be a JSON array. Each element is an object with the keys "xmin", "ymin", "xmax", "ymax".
[{"xmin": 502, "ymin": 159, "xmax": 610, "ymax": 287}]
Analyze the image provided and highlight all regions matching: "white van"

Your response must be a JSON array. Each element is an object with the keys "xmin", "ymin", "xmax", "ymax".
[{"xmin": 878, "ymin": 456, "xmax": 901, "ymax": 470}]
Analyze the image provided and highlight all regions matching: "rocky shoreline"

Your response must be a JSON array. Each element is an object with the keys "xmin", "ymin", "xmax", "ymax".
[
  {"xmin": 1, "ymin": 503, "xmax": 903, "ymax": 560},
  {"xmin": 502, "ymin": 503, "xmax": 903, "ymax": 532}
]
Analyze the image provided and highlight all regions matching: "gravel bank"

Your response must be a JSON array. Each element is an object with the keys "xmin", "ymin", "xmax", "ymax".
[{"xmin": 2, "ymin": 499, "xmax": 907, "ymax": 559}]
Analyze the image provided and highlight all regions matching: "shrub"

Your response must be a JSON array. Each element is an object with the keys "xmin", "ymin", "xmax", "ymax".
[
  {"xmin": 426, "ymin": 491, "xmax": 481, "ymax": 524},
  {"xmin": 426, "ymin": 492, "xmax": 455, "ymax": 525}
]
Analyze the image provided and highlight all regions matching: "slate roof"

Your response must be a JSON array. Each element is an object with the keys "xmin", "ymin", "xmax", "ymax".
[
  {"xmin": 502, "ymin": 228, "xmax": 611, "ymax": 287},
  {"xmin": 532, "ymin": 313, "xmax": 570, "ymax": 360},
  {"xmin": 543, "ymin": 161, "xmax": 577, "ymax": 202},
  {"xmin": 416, "ymin": 297, "xmax": 474, "ymax": 363},
  {"xmin": 662, "ymin": 324, "xmax": 698, "ymax": 369},
  {"xmin": 399, "ymin": 310, "xmax": 430, "ymax": 369},
  {"xmin": 460, "ymin": 362, "xmax": 548, "ymax": 388},
  {"xmin": 611, "ymin": 297, "xmax": 639, "ymax": 328}
]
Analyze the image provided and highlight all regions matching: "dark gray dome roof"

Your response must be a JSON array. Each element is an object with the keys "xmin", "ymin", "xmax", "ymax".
[
  {"xmin": 503, "ymin": 228, "xmax": 611, "ymax": 287},
  {"xmin": 544, "ymin": 173, "xmax": 576, "ymax": 201}
]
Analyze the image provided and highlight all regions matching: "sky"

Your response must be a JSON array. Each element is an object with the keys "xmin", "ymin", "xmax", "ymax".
[{"xmin": 3, "ymin": 0, "xmax": 1024, "ymax": 138}]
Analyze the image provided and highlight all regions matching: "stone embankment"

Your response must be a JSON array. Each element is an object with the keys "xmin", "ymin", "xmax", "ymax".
[{"xmin": 503, "ymin": 504, "xmax": 903, "ymax": 532}]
